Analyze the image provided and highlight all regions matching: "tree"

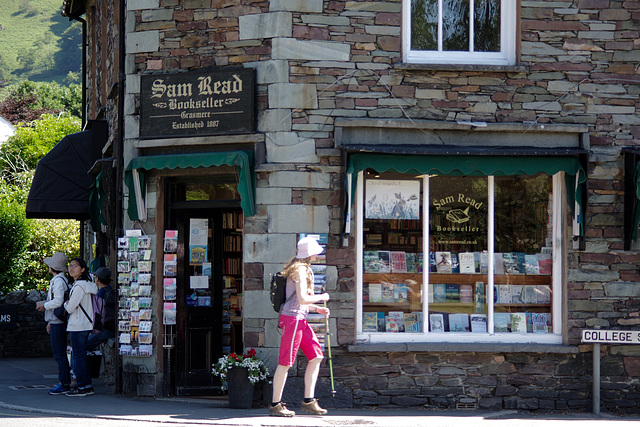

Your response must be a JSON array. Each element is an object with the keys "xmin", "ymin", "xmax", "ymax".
[{"xmin": 0, "ymin": 80, "xmax": 82, "ymax": 122}]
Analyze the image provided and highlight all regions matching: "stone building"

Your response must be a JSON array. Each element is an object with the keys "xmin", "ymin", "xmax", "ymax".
[{"xmin": 36, "ymin": 0, "xmax": 640, "ymax": 413}]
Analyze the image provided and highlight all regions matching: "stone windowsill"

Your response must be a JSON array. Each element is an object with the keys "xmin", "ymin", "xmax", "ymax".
[
  {"xmin": 347, "ymin": 342, "xmax": 579, "ymax": 354},
  {"xmin": 396, "ymin": 63, "xmax": 529, "ymax": 73}
]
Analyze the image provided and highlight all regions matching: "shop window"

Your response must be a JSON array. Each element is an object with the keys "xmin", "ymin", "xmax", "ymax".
[
  {"xmin": 357, "ymin": 170, "xmax": 564, "ymax": 344},
  {"xmin": 403, "ymin": 0, "xmax": 517, "ymax": 65}
]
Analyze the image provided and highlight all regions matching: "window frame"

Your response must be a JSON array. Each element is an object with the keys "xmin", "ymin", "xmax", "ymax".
[
  {"xmin": 355, "ymin": 172, "xmax": 565, "ymax": 344},
  {"xmin": 402, "ymin": 0, "xmax": 517, "ymax": 66}
]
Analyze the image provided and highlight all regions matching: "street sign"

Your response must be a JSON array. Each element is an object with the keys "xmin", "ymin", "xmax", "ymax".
[{"xmin": 581, "ymin": 329, "xmax": 640, "ymax": 344}]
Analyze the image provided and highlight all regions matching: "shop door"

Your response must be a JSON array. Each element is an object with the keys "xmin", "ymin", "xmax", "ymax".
[{"xmin": 172, "ymin": 208, "xmax": 244, "ymax": 396}]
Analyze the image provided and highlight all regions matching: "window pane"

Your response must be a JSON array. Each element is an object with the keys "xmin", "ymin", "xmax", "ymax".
[
  {"xmin": 474, "ymin": 0, "xmax": 500, "ymax": 52},
  {"xmin": 494, "ymin": 175, "xmax": 553, "ymax": 334},
  {"xmin": 442, "ymin": 0, "xmax": 469, "ymax": 51},
  {"xmin": 411, "ymin": 0, "xmax": 438, "ymax": 50},
  {"xmin": 185, "ymin": 183, "xmax": 239, "ymax": 201},
  {"xmin": 429, "ymin": 176, "xmax": 488, "ymax": 332},
  {"xmin": 362, "ymin": 174, "xmax": 423, "ymax": 333}
]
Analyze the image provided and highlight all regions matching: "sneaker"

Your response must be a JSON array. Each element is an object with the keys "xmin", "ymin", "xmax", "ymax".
[
  {"xmin": 301, "ymin": 398, "xmax": 327, "ymax": 415},
  {"xmin": 48, "ymin": 384, "xmax": 70, "ymax": 395},
  {"xmin": 66, "ymin": 386, "xmax": 94, "ymax": 397},
  {"xmin": 269, "ymin": 402, "xmax": 295, "ymax": 417}
]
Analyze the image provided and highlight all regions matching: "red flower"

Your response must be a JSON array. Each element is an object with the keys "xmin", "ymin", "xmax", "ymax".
[{"xmin": 245, "ymin": 348, "xmax": 256, "ymax": 358}]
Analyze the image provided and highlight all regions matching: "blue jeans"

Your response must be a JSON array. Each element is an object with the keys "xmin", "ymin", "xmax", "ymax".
[
  {"xmin": 49, "ymin": 323, "xmax": 70, "ymax": 386},
  {"xmin": 86, "ymin": 329, "xmax": 115, "ymax": 352},
  {"xmin": 69, "ymin": 330, "xmax": 91, "ymax": 389}
]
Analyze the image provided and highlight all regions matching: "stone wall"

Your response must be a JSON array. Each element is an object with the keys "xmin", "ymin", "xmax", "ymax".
[{"xmin": 0, "ymin": 290, "xmax": 51, "ymax": 358}]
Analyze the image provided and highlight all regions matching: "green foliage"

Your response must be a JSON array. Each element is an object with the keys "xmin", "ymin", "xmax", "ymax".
[
  {"xmin": 0, "ymin": 113, "xmax": 81, "ymax": 172},
  {"xmin": 0, "ymin": 81, "xmax": 82, "ymax": 120},
  {"xmin": 0, "ymin": 196, "xmax": 30, "ymax": 293},
  {"xmin": 0, "ymin": 110, "xmax": 81, "ymax": 292},
  {"xmin": 0, "ymin": 1, "xmax": 81, "ymax": 86}
]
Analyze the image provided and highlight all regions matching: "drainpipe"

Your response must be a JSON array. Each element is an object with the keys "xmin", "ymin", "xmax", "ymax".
[
  {"xmin": 64, "ymin": 13, "xmax": 87, "ymax": 256},
  {"xmin": 113, "ymin": 0, "xmax": 126, "ymax": 394}
]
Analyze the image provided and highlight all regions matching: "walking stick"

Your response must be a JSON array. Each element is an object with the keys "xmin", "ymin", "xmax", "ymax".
[{"xmin": 324, "ymin": 301, "xmax": 336, "ymax": 397}]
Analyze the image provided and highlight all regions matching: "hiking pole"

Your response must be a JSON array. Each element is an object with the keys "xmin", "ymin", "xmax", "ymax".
[{"xmin": 324, "ymin": 301, "xmax": 336, "ymax": 397}]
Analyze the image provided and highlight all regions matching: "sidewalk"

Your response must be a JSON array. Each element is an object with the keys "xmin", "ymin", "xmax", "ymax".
[{"xmin": 1, "ymin": 357, "xmax": 639, "ymax": 427}]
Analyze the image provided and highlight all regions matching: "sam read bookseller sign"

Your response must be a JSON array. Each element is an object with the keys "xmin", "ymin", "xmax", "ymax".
[
  {"xmin": 582, "ymin": 329, "xmax": 640, "ymax": 344},
  {"xmin": 140, "ymin": 68, "xmax": 255, "ymax": 139}
]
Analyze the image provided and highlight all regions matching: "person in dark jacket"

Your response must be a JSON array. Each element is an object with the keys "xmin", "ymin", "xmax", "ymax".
[{"xmin": 86, "ymin": 267, "xmax": 116, "ymax": 351}]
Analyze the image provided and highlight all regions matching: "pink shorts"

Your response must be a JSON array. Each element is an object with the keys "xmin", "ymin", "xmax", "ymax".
[{"xmin": 278, "ymin": 314, "xmax": 324, "ymax": 367}]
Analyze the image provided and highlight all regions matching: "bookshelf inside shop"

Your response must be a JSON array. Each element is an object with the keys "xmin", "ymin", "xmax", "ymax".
[{"xmin": 222, "ymin": 211, "xmax": 243, "ymax": 354}]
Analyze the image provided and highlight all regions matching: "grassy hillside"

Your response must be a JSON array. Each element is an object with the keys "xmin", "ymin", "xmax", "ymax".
[{"xmin": 0, "ymin": 0, "xmax": 82, "ymax": 86}]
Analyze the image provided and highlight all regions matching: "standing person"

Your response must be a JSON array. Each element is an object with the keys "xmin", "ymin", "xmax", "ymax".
[
  {"xmin": 86, "ymin": 267, "xmax": 116, "ymax": 351},
  {"xmin": 36, "ymin": 252, "xmax": 70, "ymax": 395},
  {"xmin": 269, "ymin": 236, "xmax": 330, "ymax": 417},
  {"xmin": 65, "ymin": 258, "xmax": 98, "ymax": 397}
]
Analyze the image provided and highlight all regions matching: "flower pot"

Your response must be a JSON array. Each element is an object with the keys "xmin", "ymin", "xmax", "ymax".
[{"xmin": 227, "ymin": 367, "xmax": 254, "ymax": 409}]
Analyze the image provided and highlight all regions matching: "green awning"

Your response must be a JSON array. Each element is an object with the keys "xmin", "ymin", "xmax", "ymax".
[
  {"xmin": 346, "ymin": 152, "xmax": 587, "ymax": 236},
  {"xmin": 124, "ymin": 151, "xmax": 256, "ymax": 220}
]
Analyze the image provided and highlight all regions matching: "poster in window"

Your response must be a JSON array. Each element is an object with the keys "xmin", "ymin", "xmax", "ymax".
[{"xmin": 365, "ymin": 180, "xmax": 420, "ymax": 220}]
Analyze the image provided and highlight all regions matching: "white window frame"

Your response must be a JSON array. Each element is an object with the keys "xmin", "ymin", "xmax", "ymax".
[
  {"xmin": 402, "ymin": 0, "xmax": 517, "ymax": 66},
  {"xmin": 355, "ymin": 172, "xmax": 564, "ymax": 344}
]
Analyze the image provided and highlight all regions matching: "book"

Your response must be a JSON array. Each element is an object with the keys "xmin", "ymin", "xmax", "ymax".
[
  {"xmin": 470, "ymin": 314, "xmax": 488, "ymax": 333},
  {"xmin": 536, "ymin": 285, "xmax": 551, "ymax": 304},
  {"xmin": 538, "ymin": 253, "xmax": 552, "ymax": 275},
  {"xmin": 494, "ymin": 253, "xmax": 505, "ymax": 274},
  {"xmin": 389, "ymin": 311, "xmax": 405, "ymax": 332},
  {"xmin": 404, "ymin": 312, "xmax": 422, "ymax": 332},
  {"xmin": 435, "ymin": 252, "xmax": 452, "ymax": 273},
  {"xmin": 363, "ymin": 312, "xmax": 378, "ymax": 332},
  {"xmin": 376, "ymin": 312, "xmax": 386, "ymax": 332},
  {"xmin": 382, "ymin": 283, "xmax": 395, "ymax": 303},
  {"xmin": 515, "ymin": 252, "xmax": 526, "ymax": 274},
  {"xmin": 474, "ymin": 281, "xmax": 485, "ymax": 313},
  {"xmin": 493, "ymin": 313, "xmax": 510, "ymax": 332},
  {"xmin": 480, "ymin": 252, "xmax": 489, "ymax": 274},
  {"xmin": 459, "ymin": 284, "xmax": 473, "ymax": 303},
  {"xmin": 502, "ymin": 253, "xmax": 519, "ymax": 274},
  {"xmin": 405, "ymin": 253, "xmax": 417, "ymax": 273},
  {"xmin": 368, "ymin": 283, "xmax": 382, "ymax": 303},
  {"xmin": 459, "ymin": 252, "xmax": 476, "ymax": 273},
  {"xmin": 445, "ymin": 284, "xmax": 459, "ymax": 303},
  {"xmin": 429, "ymin": 313, "xmax": 445, "ymax": 333},
  {"xmin": 364, "ymin": 251, "xmax": 381, "ymax": 273},
  {"xmin": 531, "ymin": 312, "xmax": 550, "ymax": 333},
  {"xmin": 394, "ymin": 283, "xmax": 408, "ymax": 303},
  {"xmin": 448, "ymin": 313, "xmax": 470, "ymax": 332},
  {"xmin": 429, "ymin": 252, "xmax": 437, "ymax": 272},
  {"xmin": 524, "ymin": 254, "xmax": 540, "ymax": 274},
  {"xmin": 433, "ymin": 283, "xmax": 447, "ymax": 303},
  {"xmin": 522, "ymin": 285, "xmax": 538, "ymax": 304},
  {"xmin": 391, "ymin": 251, "xmax": 407, "ymax": 273},
  {"xmin": 378, "ymin": 251, "xmax": 391, "ymax": 273},
  {"xmin": 510, "ymin": 312, "xmax": 528, "ymax": 333},
  {"xmin": 497, "ymin": 285, "xmax": 511, "ymax": 304},
  {"xmin": 451, "ymin": 253, "xmax": 460, "ymax": 273},
  {"xmin": 511, "ymin": 285, "xmax": 524, "ymax": 304}
]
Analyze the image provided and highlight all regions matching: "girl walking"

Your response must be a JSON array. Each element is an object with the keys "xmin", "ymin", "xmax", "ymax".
[{"xmin": 269, "ymin": 236, "xmax": 330, "ymax": 417}]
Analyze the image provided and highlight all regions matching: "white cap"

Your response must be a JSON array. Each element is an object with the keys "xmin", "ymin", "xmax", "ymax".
[{"xmin": 296, "ymin": 236, "xmax": 324, "ymax": 259}]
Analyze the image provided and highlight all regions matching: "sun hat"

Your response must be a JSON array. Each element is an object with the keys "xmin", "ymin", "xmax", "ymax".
[
  {"xmin": 296, "ymin": 236, "xmax": 324, "ymax": 259},
  {"xmin": 93, "ymin": 267, "xmax": 112, "ymax": 282},
  {"xmin": 44, "ymin": 252, "xmax": 68, "ymax": 272}
]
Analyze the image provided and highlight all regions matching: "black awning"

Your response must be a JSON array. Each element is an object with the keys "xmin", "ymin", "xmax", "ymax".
[{"xmin": 26, "ymin": 121, "xmax": 107, "ymax": 220}]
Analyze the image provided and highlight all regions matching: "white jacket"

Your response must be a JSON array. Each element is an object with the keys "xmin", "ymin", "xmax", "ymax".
[
  {"xmin": 64, "ymin": 279, "xmax": 98, "ymax": 332},
  {"xmin": 44, "ymin": 273, "xmax": 69, "ymax": 324}
]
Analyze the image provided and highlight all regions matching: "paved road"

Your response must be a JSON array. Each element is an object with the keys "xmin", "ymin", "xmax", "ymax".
[{"xmin": 1, "ymin": 357, "xmax": 640, "ymax": 427}]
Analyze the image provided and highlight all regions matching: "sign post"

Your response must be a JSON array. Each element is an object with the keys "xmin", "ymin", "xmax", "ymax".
[{"xmin": 581, "ymin": 329, "xmax": 640, "ymax": 415}]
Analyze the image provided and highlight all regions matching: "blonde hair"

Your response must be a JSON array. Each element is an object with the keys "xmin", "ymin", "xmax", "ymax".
[{"xmin": 282, "ymin": 256, "xmax": 314, "ymax": 293}]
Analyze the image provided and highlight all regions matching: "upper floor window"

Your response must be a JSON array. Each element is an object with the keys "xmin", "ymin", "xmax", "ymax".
[{"xmin": 403, "ymin": 0, "xmax": 517, "ymax": 66}]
